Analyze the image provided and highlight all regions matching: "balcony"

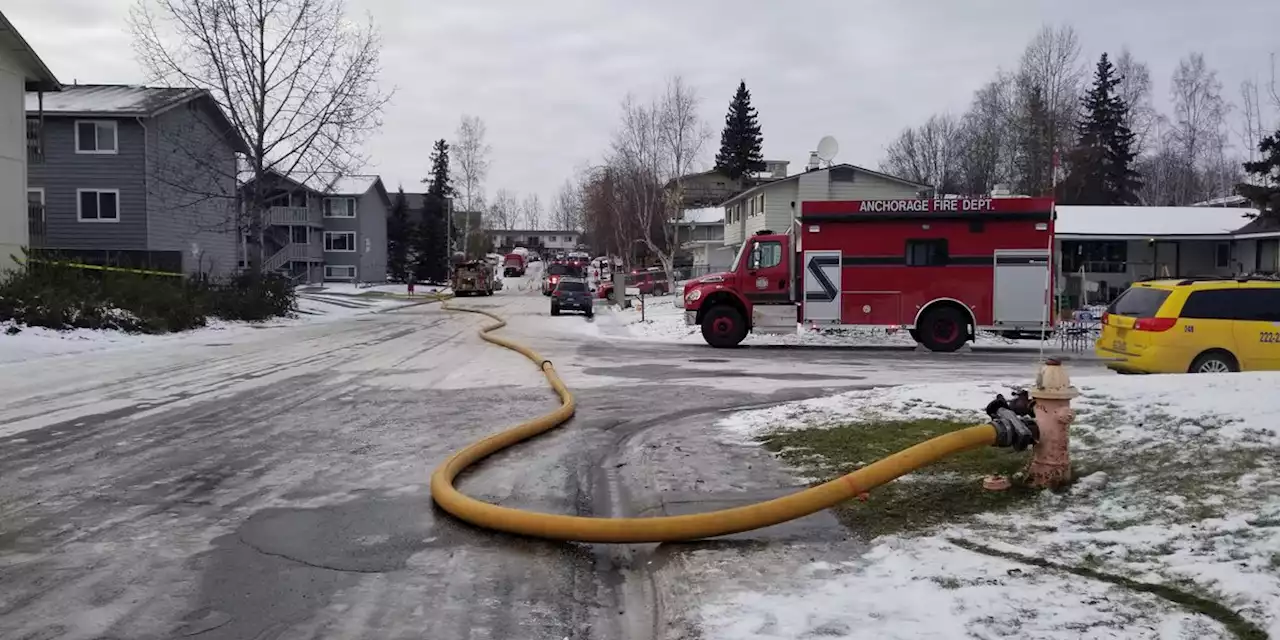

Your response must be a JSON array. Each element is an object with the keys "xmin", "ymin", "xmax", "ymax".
[
  {"xmin": 265, "ymin": 206, "xmax": 322, "ymax": 227},
  {"xmin": 263, "ymin": 241, "xmax": 324, "ymax": 272}
]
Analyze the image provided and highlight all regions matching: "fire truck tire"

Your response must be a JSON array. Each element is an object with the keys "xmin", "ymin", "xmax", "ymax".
[
  {"xmin": 917, "ymin": 306, "xmax": 968, "ymax": 352},
  {"xmin": 701, "ymin": 306, "xmax": 747, "ymax": 348}
]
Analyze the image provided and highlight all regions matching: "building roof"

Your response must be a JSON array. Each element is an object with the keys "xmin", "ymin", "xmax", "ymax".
[
  {"xmin": 679, "ymin": 207, "xmax": 724, "ymax": 224},
  {"xmin": 721, "ymin": 164, "xmax": 931, "ymax": 207},
  {"xmin": 491, "ymin": 229, "xmax": 579, "ymax": 235},
  {"xmin": 1055, "ymin": 205, "xmax": 1258, "ymax": 239},
  {"xmin": 26, "ymin": 84, "xmax": 204, "ymax": 115},
  {"xmin": 0, "ymin": 11, "xmax": 59, "ymax": 91},
  {"xmin": 322, "ymin": 175, "xmax": 380, "ymax": 196}
]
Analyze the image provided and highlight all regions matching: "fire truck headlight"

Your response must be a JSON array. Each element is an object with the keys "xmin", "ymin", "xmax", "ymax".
[{"xmin": 686, "ymin": 289, "xmax": 702, "ymax": 303}]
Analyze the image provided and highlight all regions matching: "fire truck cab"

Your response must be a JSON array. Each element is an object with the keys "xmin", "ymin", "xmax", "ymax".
[{"xmin": 681, "ymin": 197, "xmax": 1055, "ymax": 351}]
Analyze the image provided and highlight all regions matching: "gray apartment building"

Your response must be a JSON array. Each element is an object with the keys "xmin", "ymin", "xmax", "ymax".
[
  {"xmin": 243, "ymin": 171, "xmax": 390, "ymax": 283},
  {"xmin": 25, "ymin": 84, "xmax": 246, "ymax": 277}
]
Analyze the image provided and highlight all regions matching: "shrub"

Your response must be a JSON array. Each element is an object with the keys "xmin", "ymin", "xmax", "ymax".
[{"xmin": 0, "ymin": 261, "xmax": 297, "ymax": 334}]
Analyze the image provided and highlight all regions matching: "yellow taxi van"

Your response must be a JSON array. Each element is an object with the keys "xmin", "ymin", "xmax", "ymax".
[{"xmin": 1095, "ymin": 277, "xmax": 1280, "ymax": 374}]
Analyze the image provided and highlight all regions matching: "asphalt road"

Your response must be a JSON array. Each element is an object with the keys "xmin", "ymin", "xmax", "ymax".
[{"xmin": 0, "ymin": 283, "xmax": 1108, "ymax": 640}]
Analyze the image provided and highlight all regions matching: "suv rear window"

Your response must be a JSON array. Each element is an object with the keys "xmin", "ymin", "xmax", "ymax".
[
  {"xmin": 556, "ymin": 280, "xmax": 587, "ymax": 292},
  {"xmin": 1107, "ymin": 287, "xmax": 1172, "ymax": 317}
]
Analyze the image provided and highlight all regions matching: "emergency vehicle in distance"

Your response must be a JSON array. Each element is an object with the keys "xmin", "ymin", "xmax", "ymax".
[{"xmin": 680, "ymin": 197, "xmax": 1055, "ymax": 352}]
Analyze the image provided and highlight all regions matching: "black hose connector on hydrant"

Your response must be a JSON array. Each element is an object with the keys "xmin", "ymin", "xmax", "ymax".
[{"xmin": 985, "ymin": 390, "xmax": 1040, "ymax": 451}]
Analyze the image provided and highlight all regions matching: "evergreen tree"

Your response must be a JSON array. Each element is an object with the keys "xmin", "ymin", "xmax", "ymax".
[
  {"xmin": 713, "ymin": 81, "xmax": 765, "ymax": 181},
  {"xmin": 386, "ymin": 187, "xmax": 411, "ymax": 281},
  {"xmin": 414, "ymin": 139, "xmax": 453, "ymax": 283},
  {"xmin": 1061, "ymin": 53, "xmax": 1143, "ymax": 205},
  {"xmin": 1239, "ymin": 128, "xmax": 1280, "ymax": 221},
  {"xmin": 1014, "ymin": 84, "xmax": 1054, "ymax": 196}
]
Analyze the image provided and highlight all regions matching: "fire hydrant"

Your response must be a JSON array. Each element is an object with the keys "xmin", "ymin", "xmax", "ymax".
[{"xmin": 1025, "ymin": 358, "xmax": 1079, "ymax": 489}]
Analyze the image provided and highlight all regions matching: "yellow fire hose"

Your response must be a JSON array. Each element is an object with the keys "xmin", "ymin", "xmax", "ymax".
[{"xmin": 430, "ymin": 302, "xmax": 1000, "ymax": 543}]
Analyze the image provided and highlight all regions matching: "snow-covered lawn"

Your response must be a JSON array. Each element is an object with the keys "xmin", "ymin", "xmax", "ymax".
[
  {"xmin": 585, "ymin": 297, "xmax": 1057, "ymax": 350},
  {"xmin": 0, "ymin": 292, "xmax": 432, "ymax": 364},
  {"xmin": 702, "ymin": 373, "xmax": 1280, "ymax": 639}
]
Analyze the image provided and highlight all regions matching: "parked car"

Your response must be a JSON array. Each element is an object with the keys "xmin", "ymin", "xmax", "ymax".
[
  {"xmin": 550, "ymin": 277, "xmax": 593, "ymax": 318},
  {"xmin": 1095, "ymin": 276, "xmax": 1280, "ymax": 374},
  {"xmin": 630, "ymin": 269, "xmax": 671, "ymax": 296}
]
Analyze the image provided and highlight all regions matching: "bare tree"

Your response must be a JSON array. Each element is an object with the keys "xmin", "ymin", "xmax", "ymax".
[
  {"xmin": 452, "ymin": 115, "xmax": 490, "ymax": 257},
  {"xmin": 519, "ymin": 193, "xmax": 543, "ymax": 230},
  {"xmin": 486, "ymin": 188, "xmax": 518, "ymax": 231},
  {"xmin": 954, "ymin": 73, "xmax": 1018, "ymax": 195},
  {"xmin": 653, "ymin": 76, "xmax": 711, "ymax": 282},
  {"xmin": 550, "ymin": 179, "xmax": 582, "ymax": 231},
  {"xmin": 1114, "ymin": 48, "xmax": 1157, "ymax": 157},
  {"xmin": 1017, "ymin": 25, "xmax": 1084, "ymax": 172},
  {"xmin": 1168, "ymin": 53, "xmax": 1230, "ymax": 203},
  {"xmin": 129, "ymin": 0, "xmax": 388, "ymax": 272},
  {"xmin": 881, "ymin": 114, "xmax": 961, "ymax": 191}
]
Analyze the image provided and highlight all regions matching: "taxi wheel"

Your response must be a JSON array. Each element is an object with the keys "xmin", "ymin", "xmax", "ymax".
[{"xmin": 1189, "ymin": 350, "xmax": 1238, "ymax": 374}]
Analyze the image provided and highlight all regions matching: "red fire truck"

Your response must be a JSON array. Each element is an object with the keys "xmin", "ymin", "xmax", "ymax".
[{"xmin": 681, "ymin": 197, "xmax": 1055, "ymax": 352}]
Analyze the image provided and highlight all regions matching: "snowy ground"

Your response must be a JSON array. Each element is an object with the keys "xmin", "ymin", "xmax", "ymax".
[
  {"xmin": 697, "ymin": 373, "xmax": 1280, "ymax": 639},
  {"xmin": 0, "ymin": 291, "xmax": 433, "ymax": 364},
  {"xmin": 576, "ymin": 296, "xmax": 1063, "ymax": 351}
]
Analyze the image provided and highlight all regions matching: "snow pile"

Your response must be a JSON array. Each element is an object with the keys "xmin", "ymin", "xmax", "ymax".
[
  {"xmin": 592, "ymin": 298, "xmax": 1049, "ymax": 349},
  {"xmin": 702, "ymin": 372, "xmax": 1280, "ymax": 639},
  {"xmin": 0, "ymin": 292, "xmax": 429, "ymax": 364}
]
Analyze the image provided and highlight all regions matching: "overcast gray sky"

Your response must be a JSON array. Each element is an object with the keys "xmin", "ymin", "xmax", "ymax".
[{"xmin": 8, "ymin": 0, "xmax": 1278, "ymax": 215}]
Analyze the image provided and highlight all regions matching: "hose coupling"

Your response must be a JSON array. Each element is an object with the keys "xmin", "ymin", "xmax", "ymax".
[{"xmin": 990, "ymin": 406, "xmax": 1040, "ymax": 451}]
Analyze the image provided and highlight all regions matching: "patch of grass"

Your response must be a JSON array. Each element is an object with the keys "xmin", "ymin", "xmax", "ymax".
[{"xmin": 759, "ymin": 419, "xmax": 1037, "ymax": 538}]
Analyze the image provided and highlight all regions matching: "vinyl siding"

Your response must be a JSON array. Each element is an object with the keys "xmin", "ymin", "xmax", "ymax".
[
  {"xmin": 27, "ymin": 116, "xmax": 148, "ymax": 249},
  {"xmin": 356, "ymin": 187, "xmax": 388, "ymax": 282},
  {"xmin": 0, "ymin": 55, "xmax": 25, "ymax": 270},
  {"xmin": 146, "ymin": 103, "xmax": 239, "ymax": 278}
]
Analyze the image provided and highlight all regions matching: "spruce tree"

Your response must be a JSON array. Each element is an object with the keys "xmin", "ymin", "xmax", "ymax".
[
  {"xmin": 1239, "ymin": 128, "xmax": 1280, "ymax": 221},
  {"xmin": 1015, "ymin": 84, "xmax": 1054, "ymax": 196},
  {"xmin": 713, "ymin": 81, "xmax": 765, "ymax": 181},
  {"xmin": 1061, "ymin": 53, "xmax": 1143, "ymax": 205},
  {"xmin": 387, "ymin": 188, "xmax": 411, "ymax": 282},
  {"xmin": 416, "ymin": 139, "xmax": 453, "ymax": 283}
]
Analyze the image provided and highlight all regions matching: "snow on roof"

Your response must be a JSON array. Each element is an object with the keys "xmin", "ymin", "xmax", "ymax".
[
  {"xmin": 322, "ymin": 175, "xmax": 379, "ymax": 195},
  {"xmin": 26, "ymin": 84, "xmax": 202, "ymax": 115},
  {"xmin": 681, "ymin": 207, "xmax": 724, "ymax": 223},
  {"xmin": 1054, "ymin": 205, "xmax": 1257, "ymax": 238}
]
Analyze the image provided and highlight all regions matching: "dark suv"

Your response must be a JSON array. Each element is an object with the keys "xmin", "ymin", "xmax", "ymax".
[{"xmin": 551, "ymin": 277, "xmax": 593, "ymax": 318}]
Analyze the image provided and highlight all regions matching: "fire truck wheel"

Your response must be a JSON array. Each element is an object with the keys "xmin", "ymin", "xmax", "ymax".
[
  {"xmin": 701, "ymin": 306, "xmax": 747, "ymax": 348},
  {"xmin": 918, "ymin": 306, "xmax": 968, "ymax": 352}
]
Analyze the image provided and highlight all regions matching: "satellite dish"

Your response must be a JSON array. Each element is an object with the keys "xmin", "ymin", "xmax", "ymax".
[{"xmin": 816, "ymin": 136, "xmax": 839, "ymax": 164}]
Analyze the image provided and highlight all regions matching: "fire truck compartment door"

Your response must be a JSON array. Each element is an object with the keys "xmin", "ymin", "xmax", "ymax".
[
  {"xmin": 802, "ymin": 250, "xmax": 842, "ymax": 322},
  {"xmin": 993, "ymin": 250, "xmax": 1050, "ymax": 328}
]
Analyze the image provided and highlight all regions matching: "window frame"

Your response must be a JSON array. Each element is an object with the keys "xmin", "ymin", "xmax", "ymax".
[
  {"xmin": 905, "ymin": 239, "xmax": 948, "ymax": 267},
  {"xmin": 750, "ymin": 240, "xmax": 783, "ymax": 270},
  {"xmin": 323, "ymin": 231, "xmax": 357, "ymax": 252},
  {"xmin": 27, "ymin": 187, "xmax": 44, "ymax": 206},
  {"xmin": 322, "ymin": 197, "xmax": 357, "ymax": 218},
  {"xmin": 76, "ymin": 188, "xmax": 122, "ymax": 223},
  {"xmin": 324, "ymin": 265, "xmax": 357, "ymax": 280},
  {"xmin": 74, "ymin": 120, "xmax": 119, "ymax": 155}
]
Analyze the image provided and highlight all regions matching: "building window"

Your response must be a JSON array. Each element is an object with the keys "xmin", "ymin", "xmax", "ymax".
[
  {"xmin": 1215, "ymin": 242, "xmax": 1231, "ymax": 268},
  {"xmin": 75, "ymin": 120, "xmax": 118, "ymax": 154},
  {"xmin": 323, "ymin": 197, "xmax": 356, "ymax": 218},
  {"xmin": 77, "ymin": 189, "xmax": 120, "ymax": 222},
  {"xmin": 290, "ymin": 226, "xmax": 309, "ymax": 244},
  {"xmin": 324, "ymin": 265, "xmax": 357, "ymax": 280},
  {"xmin": 323, "ymin": 231, "xmax": 356, "ymax": 251},
  {"xmin": 758, "ymin": 194, "xmax": 766, "ymax": 216},
  {"xmin": 1061, "ymin": 240, "xmax": 1127, "ymax": 273},
  {"xmin": 906, "ymin": 239, "xmax": 948, "ymax": 266}
]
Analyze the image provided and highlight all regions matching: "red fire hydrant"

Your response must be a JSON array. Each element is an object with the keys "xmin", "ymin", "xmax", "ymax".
[{"xmin": 1025, "ymin": 358, "xmax": 1078, "ymax": 489}]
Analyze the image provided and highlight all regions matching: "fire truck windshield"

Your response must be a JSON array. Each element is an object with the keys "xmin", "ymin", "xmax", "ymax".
[{"xmin": 730, "ymin": 241, "xmax": 750, "ymax": 272}]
